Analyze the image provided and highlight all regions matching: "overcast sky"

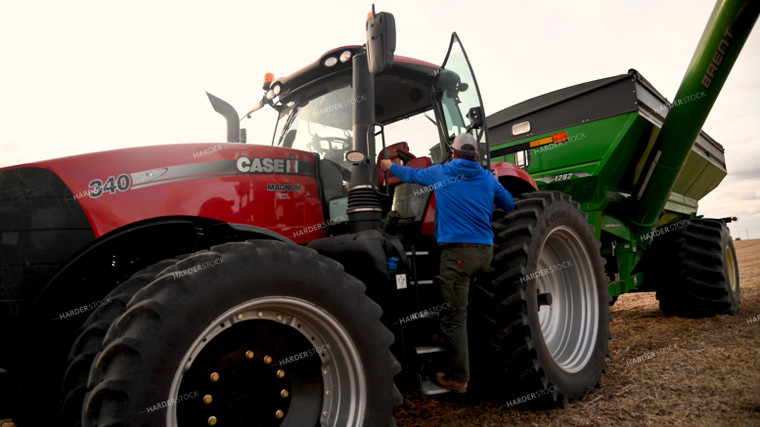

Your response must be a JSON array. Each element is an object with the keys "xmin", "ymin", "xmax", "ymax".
[{"xmin": 1, "ymin": 0, "xmax": 758, "ymax": 238}]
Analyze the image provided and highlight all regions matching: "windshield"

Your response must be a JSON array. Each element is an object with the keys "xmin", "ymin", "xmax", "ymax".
[
  {"xmin": 272, "ymin": 73, "xmax": 357, "ymax": 225},
  {"xmin": 274, "ymin": 73, "xmax": 354, "ymax": 166}
]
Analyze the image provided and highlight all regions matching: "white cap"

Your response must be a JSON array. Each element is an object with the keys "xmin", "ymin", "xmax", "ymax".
[{"xmin": 452, "ymin": 133, "xmax": 477, "ymax": 152}]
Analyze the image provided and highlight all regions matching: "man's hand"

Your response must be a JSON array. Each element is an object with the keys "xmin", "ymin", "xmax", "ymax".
[{"xmin": 379, "ymin": 159, "xmax": 393, "ymax": 172}]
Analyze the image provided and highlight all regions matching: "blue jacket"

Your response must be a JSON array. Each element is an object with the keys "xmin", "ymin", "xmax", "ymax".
[{"xmin": 390, "ymin": 159, "xmax": 515, "ymax": 245}]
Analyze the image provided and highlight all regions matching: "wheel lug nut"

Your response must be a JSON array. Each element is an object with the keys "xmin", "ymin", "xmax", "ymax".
[
  {"xmin": 537, "ymin": 292, "xmax": 553, "ymax": 306},
  {"xmin": 203, "ymin": 394, "xmax": 213, "ymax": 404},
  {"xmin": 210, "ymin": 372, "xmax": 220, "ymax": 382}
]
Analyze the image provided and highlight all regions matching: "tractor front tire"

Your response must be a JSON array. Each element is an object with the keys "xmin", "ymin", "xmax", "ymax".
[
  {"xmin": 79, "ymin": 240, "xmax": 400, "ymax": 426},
  {"xmin": 470, "ymin": 191, "xmax": 610, "ymax": 406},
  {"xmin": 62, "ymin": 257, "xmax": 182, "ymax": 425}
]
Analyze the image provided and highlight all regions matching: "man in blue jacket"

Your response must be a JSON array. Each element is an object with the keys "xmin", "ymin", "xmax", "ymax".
[{"xmin": 380, "ymin": 133, "xmax": 514, "ymax": 393}]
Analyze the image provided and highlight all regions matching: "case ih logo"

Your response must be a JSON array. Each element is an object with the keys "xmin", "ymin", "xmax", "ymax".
[{"xmin": 236, "ymin": 156, "xmax": 300, "ymax": 174}]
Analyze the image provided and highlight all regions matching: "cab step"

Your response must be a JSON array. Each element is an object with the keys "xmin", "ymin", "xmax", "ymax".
[{"xmin": 420, "ymin": 377, "xmax": 451, "ymax": 395}]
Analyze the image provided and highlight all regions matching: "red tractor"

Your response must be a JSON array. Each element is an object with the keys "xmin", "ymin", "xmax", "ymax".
[{"xmin": 0, "ymin": 15, "xmax": 567, "ymax": 425}]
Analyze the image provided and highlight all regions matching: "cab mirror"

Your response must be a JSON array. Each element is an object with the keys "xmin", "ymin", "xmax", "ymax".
[
  {"xmin": 467, "ymin": 107, "xmax": 484, "ymax": 130},
  {"xmin": 366, "ymin": 8, "xmax": 396, "ymax": 74}
]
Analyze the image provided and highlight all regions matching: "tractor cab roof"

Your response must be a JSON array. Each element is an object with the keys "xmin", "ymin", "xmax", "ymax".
[{"xmin": 272, "ymin": 45, "xmax": 441, "ymax": 110}]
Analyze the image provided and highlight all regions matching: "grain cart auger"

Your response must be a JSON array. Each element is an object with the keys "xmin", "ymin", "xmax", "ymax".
[{"xmin": 0, "ymin": 1, "xmax": 758, "ymax": 426}]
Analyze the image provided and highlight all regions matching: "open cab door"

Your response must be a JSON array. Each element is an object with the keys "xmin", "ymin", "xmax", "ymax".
[{"xmin": 438, "ymin": 33, "xmax": 490, "ymax": 168}]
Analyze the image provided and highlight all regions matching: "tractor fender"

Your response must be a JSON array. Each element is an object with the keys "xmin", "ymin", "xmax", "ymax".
[
  {"xmin": 22, "ymin": 217, "xmax": 289, "ymax": 332},
  {"xmin": 491, "ymin": 161, "xmax": 538, "ymax": 195}
]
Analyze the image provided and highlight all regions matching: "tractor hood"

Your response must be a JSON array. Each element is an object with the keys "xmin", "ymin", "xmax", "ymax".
[{"xmin": 0, "ymin": 143, "xmax": 320, "ymax": 238}]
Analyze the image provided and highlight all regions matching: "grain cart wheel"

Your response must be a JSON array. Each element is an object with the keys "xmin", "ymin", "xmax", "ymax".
[
  {"xmin": 61, "ymin": 257, "xmax": 182, "ymax": 425},
  {"xmin": 81, "ymin": 240, "xmax": 401, "ymax": 427},
  {"xmin": 654, "ymin": 219, "xmax": 740, "ymax": 317},
  {"xmin": 470, "ymin": 191, "xmax": 609, "ymax": 406}
]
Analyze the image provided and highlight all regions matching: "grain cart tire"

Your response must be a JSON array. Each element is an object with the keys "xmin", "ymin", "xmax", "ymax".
[
  {"xmin": 470, "ymin": 191, "xmax": 610, "ymax": 407},
  {"xmin": 80, "ymin": 240, "xmax": 401, "ymax": 427},
  {"xmin": 61, "ymin": 257, "xmax": 182, "ymax": 425},
  {"xmin": 654, "ymin": 219, "xmax": 739, "ymax": 317}
]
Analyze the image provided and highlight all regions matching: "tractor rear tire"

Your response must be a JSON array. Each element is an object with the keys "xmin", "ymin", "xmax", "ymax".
[
  {"xmin": 654, "ymin": 219, "xmax": 740, "ymax": 317},
  {"xmin": 79, "ymin": 240, "xmax": 400, "ymax": 426},
  {"xmin": 470, "ymin": 191, "xmax": 610, "ymax": 406}
]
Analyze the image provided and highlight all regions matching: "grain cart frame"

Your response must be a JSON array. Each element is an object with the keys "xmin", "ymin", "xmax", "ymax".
[{"xmin": 0, "ymin": 1, "xmax": 757, "ymax": 425}]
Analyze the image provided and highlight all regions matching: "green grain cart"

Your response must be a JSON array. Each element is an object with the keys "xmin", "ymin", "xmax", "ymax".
[{"xmin": 487, "ymin": 2, "xmax": 755, "ymax": 317}]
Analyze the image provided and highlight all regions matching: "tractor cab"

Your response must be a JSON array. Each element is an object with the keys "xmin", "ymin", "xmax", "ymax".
[{"xmin": 265, "ymin": 33, "xmax": 490, "ymax": 230}]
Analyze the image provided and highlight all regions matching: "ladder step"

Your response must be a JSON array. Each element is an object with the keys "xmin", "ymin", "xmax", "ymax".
[
  {"xmin": 415, "ymin": 345, "xmax": 446, "ymax": 355},
  {"xmin": 420, "ymin": 378, "xmax": 451, "ymax": 395}
]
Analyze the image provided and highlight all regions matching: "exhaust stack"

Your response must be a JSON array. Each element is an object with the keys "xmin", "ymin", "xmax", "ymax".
[{"xmin": 206, "ymin": 92, "xmax": 246, "ymax": 143}]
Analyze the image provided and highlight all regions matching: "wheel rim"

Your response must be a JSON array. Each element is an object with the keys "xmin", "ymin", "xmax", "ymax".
[
  {"xmin": 167, "ymin": 296, "xmax": 366, "ymax": 426},
  {"xmin": 535, "ymin": 226, "xmax": 599, "ymax": 373},
  {"xmin": 726, "ymin": 245, "xmax": 738, "ymax": 293}
]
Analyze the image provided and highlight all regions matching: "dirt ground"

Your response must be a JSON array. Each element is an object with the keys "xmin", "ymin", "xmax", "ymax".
[{"xmin": 394, "ymin": 240, "xmax": 760, "ymax": 427}]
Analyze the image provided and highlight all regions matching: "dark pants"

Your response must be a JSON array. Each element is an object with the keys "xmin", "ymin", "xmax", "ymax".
[{"xmin": 437, "ymin": 244, "xmax": 493, "ymax": 382}]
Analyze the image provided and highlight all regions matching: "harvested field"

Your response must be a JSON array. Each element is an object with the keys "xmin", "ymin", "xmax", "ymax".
[{"xmin": 394, "ymin": 240, "xmax": 760, "ymax": 426}]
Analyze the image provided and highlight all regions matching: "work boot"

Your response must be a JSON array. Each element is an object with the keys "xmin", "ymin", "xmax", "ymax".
[{"xmin": 434, "ymin": 372, "xmax": 467, "ymax": 393}]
